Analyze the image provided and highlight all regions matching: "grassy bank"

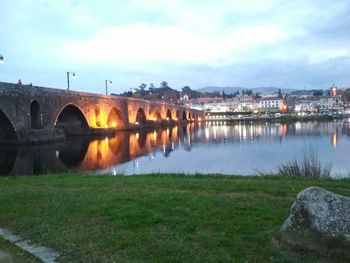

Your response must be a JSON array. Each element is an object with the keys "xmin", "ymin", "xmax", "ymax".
[{"xmin": 0, "ymin": 174, "xmax": 349, "ymax": 262}]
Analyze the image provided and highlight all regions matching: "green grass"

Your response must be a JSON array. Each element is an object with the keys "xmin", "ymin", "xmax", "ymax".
[{"xmin": 0, "ymin": 174, "xmax": 349, "ymax": 262}]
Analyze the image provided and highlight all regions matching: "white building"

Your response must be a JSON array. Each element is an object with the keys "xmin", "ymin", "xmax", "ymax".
[
  {"xmin": 235, "ymin": 95, "xmax": 256, "ymax": 112},
  {"xmin": 259, "ymin": 96, "xmax": 283, "ymax": 112},
  {"xmin": 318, "ymin": 95, "xmax": 343, "ymax": 111},
  {"xmin": 294, "ymin": 97, "xmax": 319, "ymax": 112}
]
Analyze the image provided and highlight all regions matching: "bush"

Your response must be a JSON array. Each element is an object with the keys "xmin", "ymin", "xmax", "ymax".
[{"xmin": 277, "ymin": 148, "xmax": 332, "ymax": 179}]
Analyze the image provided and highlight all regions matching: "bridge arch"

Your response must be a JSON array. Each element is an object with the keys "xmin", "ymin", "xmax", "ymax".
[
  {"xmin": 107, "ymin": 107, "xmax": 125, "ymax": 128},
  {"xmin": 136, "ymin": 107, "xmax": 146, "ymax": 124},
  {"xmin": 166, "ymin": 109, "xmax": 172, "ymax": 120},
  {"xmin": 55, "ymin": 104, "xmax": 89, "ymax": 135},
  {"xmin": 0, "ymin": 110, "xmax": 17, "ymax": 143},
  {"xmin": 30, "ymin": 100, "xmax": 42, "ymax": 129}
]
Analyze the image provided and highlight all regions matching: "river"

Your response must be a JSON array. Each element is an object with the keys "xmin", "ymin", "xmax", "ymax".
[{"xmin": 1, "ymin": 119, "xmax": 350, "ymax": 177}]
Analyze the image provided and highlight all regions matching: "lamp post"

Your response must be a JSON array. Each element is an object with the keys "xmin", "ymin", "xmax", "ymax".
[
  {"xmin": 105, "ymin": 80, "xmax": 112, "ymax": 95},
  {"xmin": 0, "ymin": 54, "xmax": 4, "ymax": 64},
  {"xmin": 66, "ymin": 71, "xmax": 75, "ymax": 91}
]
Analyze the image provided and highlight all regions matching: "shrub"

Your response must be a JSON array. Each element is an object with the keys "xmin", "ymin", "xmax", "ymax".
[{"xmin": 277, "ymin": 148, "xmax": 332, "ymax": 179}]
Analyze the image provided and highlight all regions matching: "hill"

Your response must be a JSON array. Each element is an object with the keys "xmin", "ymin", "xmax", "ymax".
[{"xmin": 197, "ymin": 86, "xmax": 297, "ymax": 95}]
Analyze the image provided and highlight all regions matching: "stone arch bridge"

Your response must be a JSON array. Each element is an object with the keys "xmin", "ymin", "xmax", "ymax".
[{"xmin": 0, "ymin": 82, "xmax": 203, "ymax": 143}]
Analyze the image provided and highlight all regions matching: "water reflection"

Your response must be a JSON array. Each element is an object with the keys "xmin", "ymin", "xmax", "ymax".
[
  {"xmin": 0, "ymin": 145, "xmax": 18, "ymax": 175},
  {"xmin": 332, "ymin": 131, "xmax": 337, "ymax": 149},
  {"xmin": 58, "ymin": 137, "xmax": 90, "ymax": 168},
  {"xmin": 2, "ymin": 120, "xmax": 350, "ymax": 176}
]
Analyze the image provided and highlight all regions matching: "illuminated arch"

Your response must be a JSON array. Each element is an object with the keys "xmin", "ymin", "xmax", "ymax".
[
  {"xmin": 136, "ymin": 107, "xmax": 146, "ymax": 124},
  {"xmin": 55, "ymin": 104, "xmax": 89, "ymax": 135},
  {"xmin": 166, "ymin": 109, "xmax": 172, "ymax": 120},
  {"xmin": 107, "ymin": 107, "xmax": 125, "ymax": 128},
  {"xmin": 176, "ymin": 110, "xmax": 180, "ymax": 121}
]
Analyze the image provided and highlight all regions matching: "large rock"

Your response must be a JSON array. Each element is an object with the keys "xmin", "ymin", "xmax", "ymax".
[{"xmin": 279, "ymin": 186, "xmax": 350, "ymax": 257}]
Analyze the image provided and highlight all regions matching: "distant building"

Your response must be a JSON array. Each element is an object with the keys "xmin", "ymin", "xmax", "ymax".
[
  {"xmin": 294, "ymin": 97, "xmax": 319, "ymax": 112},
  {"xmin": 258, "ymin": 96, "xmax": 283, "ymax": 112},
  {"xmin": 236, "ymin": 94, "xmax": 255, "ymax": 111},
  {"xmin": 330, "ymin": 84, "xmax": 337, "ymax": 96},
  {"xmin": 285, "ymin": 94, "xmax": 295, "ymax": 112},
  {"xmin": 318, "ymin": 95, "xmax": 342, "ymax": 111}
]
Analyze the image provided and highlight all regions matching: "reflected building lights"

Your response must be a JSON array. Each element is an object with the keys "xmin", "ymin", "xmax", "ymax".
[
  {"xmin": 332, "ymin": 131, "xmax": 337, "ymax": 149},
  {"xmin": 223, "ymin": 126, "xmax": 228, "ymax": 139},
  {"xmin": 205, "ymin": 127, "xmax": 210, "ymax": 140},
  {"xmin": 242, "ymin": 126, "xmax": 247, "ymax": 140},
  {"xmin": 279, "ymin": 123, "xmax": 287, "ymax": 137}
]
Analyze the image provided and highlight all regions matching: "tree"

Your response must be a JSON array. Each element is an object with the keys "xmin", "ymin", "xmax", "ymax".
[
  {"xmin": 313, "ymin": 90, "xmax": 324, "ymax": 96},
  {"xmin": 139, "ymin": 83, "xmax": 147, "ymax": 93},
  {"xmin": 160, "ymin": 81, "xmax": 169, "ymax": 89},
  {"xmin": 278, "ymin": 88, "xmax": 283, "ymax": 99},
  {"xmin": 222, "ymin": 90, "xmax": 226, "ymax": 99},
  {"xmin": 342, "ymin": 88, "xmax": 350, "ymax": 102},
  {"xmin": 254, "ymin": 92, "xmax": 262, "ymax": 99},
  {"xmin": 182, "ymin": 86, "xmax": 191, "ymax": 93},
  {"xmin": 149, "ymin": 83, "xmax": 155, "ymax": 91}
]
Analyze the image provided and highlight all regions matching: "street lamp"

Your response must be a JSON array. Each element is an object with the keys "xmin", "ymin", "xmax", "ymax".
[
  {"xmin": 66, "ymin": 71, "xmax": 76, "ymax": 91},
  {"xmin": 0, "ymin": 55, "xmax": 4, "ymax": 64},
  {"xmin": 105, "ymin": 80, "xmax": 112, "ymax": 95}
]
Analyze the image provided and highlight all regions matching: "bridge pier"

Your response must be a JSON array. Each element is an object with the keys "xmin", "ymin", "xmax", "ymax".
[{"xmin": 16, "ymin": 129, "xmax": 65, "ymax": 144}]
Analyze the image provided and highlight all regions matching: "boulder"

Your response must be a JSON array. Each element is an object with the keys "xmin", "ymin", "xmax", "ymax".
[{"xmin": 279, "ymin": 186, "xmax": 350, "ymax": 257}]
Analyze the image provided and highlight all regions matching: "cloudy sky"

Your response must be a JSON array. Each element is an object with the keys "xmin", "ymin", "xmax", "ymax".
[{"xmin": 1, "ymin": 0, "xmax": 350, "ymax": 94}]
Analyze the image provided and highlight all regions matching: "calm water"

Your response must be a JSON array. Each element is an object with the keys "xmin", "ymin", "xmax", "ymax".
[{"xmin": 2, "ymin": 120, "xmax": 350, "ymax": 177}]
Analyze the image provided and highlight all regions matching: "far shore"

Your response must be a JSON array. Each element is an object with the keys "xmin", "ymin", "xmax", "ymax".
[{"xmin": 205, "ymin": 112, "xmax": 350, "ymax": 123}]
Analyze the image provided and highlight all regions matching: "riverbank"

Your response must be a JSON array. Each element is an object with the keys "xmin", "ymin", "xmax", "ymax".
[
  {"xmin": 205, "ymin": 112, "xmax": 350, "ymax": 123},
  {"xmin": 0, "ymin": 174, "xmax": 349, "ymax": 262},
  {"xmin": 0, "ymin": 236, "xmax": 40, "ymax": 262}
]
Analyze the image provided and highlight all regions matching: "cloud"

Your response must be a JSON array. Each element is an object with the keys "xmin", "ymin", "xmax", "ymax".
[
  {"xmin": 63, "ymin": 23, "xmax": 287, "ymax": 67},
  {"xmin": 1, "ymin": 0, "xmax": 350, "ymax": 91}
]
